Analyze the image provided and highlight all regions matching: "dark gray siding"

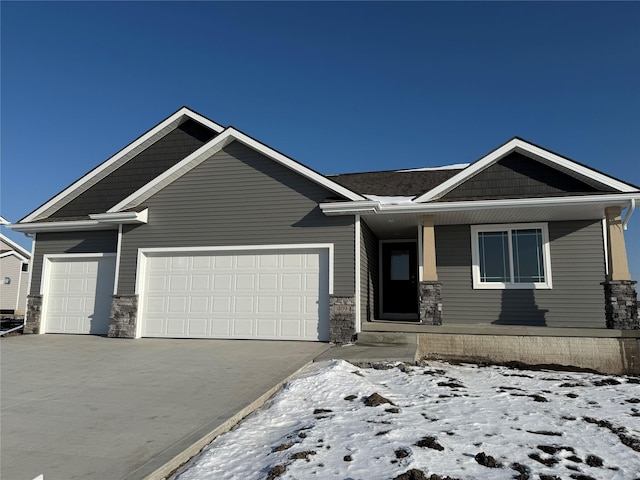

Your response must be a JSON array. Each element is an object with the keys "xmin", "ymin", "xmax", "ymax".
[
  {"xmin": 360, "ymin": 219, "xmax": 379, "ymax": 322},
  {"xmin": 118, "ymin": 141, "xmax": 355, "ymax": 295},
  {"xmin": 439, "ymin": 152, "xmax": 615, "ymax": 201},
  {"xmin": 435, "ymin": 220, "xmax": 606, "ymax": 328},
  {"xmin": 51, "ymin": 120, "xmax": 216, "ymax": 218},
  {"xmin": 30, "ymin": 231, "xmax": 118, "ymax": 295}
]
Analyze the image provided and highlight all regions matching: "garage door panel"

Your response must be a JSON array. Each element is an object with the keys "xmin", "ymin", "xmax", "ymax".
[
  {"xmin": 188, "ymin": 318, "xmax": 208, "ymax": 336},
  {"xmin": 170, "ymin": 275, "xmax": 189, "ymax": 292},
  {"xmin": 189, "ymin": 296, "xmax": 209, "ymax": 313},
  {"xmin": 168, "ymin": 297, "xmax": 187, "ymax": 313},
  {"xmin": 232, "ymin": 318, "xmax": 253, "ymax": 336},
  {"xmin": 210, "ymin": 318, "xmax": 231, "ymax": 336},
  {"xmin": 256, "ymin": 319, "xmax": 277, "ymax": 336},
  {"xmin": 191, "ymin": 275, "xmax": 210, "ymax": 290},
  {"xmin": 214, "ymin": 275, "xmax": 232, "ymax": 290},
  {"xmin": 257, "ymin": 296, "xmax": 277, "ymax": 313},
  {"xmin": 141, "ymin": 248, "xmax": 329, "ymax": 341},
  {"xmin": 44, "ymin": 256, "xmax": 115, "ymax": 335},
  {"xmin": 234, "ymin": 297, "xmax": 254, "ymax": 313},
  {"xmin": 166, "ymin": 318, "xmax": 186, "ymax": 335}
]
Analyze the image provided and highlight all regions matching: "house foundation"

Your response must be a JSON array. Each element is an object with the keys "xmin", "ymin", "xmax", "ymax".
[
  {"xmin": 419, "ymin": 281, "xmax": 442, "ymax": 325},
  {"xmin": 108, "ymin": 295, "xmax": 138, "ymax": 338},
  {"xmin": 24, "ymin": 295, "xmax": 42, "ymax": 334},
  {"xmin": 329, "ymin": 295, "xmax": 356, "ymax": 344},
  {"xmin": 602, "ymin": 280, "xmax": 639, "ymax": 329}
]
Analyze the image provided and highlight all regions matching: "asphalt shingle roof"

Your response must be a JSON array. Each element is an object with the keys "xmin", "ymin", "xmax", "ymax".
[{"xmin": 327, "ymin": 168, "xmax": 465, "ymax": 197}]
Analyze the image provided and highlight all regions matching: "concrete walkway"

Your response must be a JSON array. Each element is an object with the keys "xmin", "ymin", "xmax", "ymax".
[{"xmin": 1, "ymin": 335, "xmax": 329, "ymax": 480}]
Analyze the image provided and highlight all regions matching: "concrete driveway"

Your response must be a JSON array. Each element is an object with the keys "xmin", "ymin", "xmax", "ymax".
[{"xmin": 1, "ymin": 335, "xmax": 329, "ymax": 480}]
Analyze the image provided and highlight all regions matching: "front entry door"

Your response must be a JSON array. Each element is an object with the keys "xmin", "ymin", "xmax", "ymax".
[{"xmin": 381, "ymin": 242, "xmax": 418, "ymax": 319}]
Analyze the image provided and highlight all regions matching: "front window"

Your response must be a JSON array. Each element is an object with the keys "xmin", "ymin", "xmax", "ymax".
[{"xmin": 471, "ymin": 223, "xmax": 552, "ymax": 289}]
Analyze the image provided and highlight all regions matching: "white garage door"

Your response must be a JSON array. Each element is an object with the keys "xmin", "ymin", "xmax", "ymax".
[
  {"xmin": 140, "ymin": 248, "xmax": 329, "ymax": 341},
  {"xmin": 43, "ymin": 255, "xmax": 116, "ymax": 335}
]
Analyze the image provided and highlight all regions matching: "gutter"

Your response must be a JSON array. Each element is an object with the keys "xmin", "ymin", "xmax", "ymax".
[
  {"xmin": 622, "ymin": 198, "xmax": 636, "ymax": 231},
  {"xmin": 8, "ymin": 209, "xmax": 149, "ymax": 233},
  {"xmin": 321, "ymin": 193, "xmax": 640, "ymax": 216}
]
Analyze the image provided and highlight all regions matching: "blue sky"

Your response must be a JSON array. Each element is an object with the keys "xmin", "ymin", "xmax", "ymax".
[{"xmin": 1, "ymin": 1, "xmax": 639, "ymax": 279}]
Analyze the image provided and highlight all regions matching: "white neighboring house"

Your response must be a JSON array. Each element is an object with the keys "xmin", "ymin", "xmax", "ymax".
[{"xmin": 0, "ymin": 216, "xmax": 31, "ymax": 315}]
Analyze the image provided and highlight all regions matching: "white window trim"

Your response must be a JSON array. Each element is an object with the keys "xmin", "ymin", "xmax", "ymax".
[{"xmin": 470, "ymin": 223, "xmax": 552, "ymax": 290}]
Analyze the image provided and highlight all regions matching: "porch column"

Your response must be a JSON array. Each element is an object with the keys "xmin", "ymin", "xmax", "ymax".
[
  {"xmin": 419, "ymin": 215, "xmax": 442, "ymax": 325},
  {"xmin": 602, "ymin": 206, "xmax": 638, "ymax": 329}
]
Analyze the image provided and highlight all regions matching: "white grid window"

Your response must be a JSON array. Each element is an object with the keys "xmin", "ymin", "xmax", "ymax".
[{"xmin": 471, "ymin": 223, "xmax": 552, "ymax": 289}]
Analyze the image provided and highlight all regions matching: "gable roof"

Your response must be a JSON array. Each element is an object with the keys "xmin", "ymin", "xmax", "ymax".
[
  {"xmin": 17, "ymin": 108, "xmax": 365, "ymax": 225},
  {"xmin": 414, "ymin": 137, "xmax": 639, "ymax": 203},
  {"xmin": 0, "ymin": 232, "xmax": 31, "ymax": 260},
  {"xmin": 108, "ymin": 126, "xmax": 365, "ymax": 212},
  {"xmin": 21, "ymin": 107, "xmax": 225, "ymax": 223}
]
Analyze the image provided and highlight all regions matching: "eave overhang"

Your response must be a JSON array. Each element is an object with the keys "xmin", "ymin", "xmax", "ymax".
[
  {"xmin": 89, "ymin": 209, "xmax": 148, "ymax": 224},
  {"xmin": 7, "ymin": 220, "xmax": 115, "ymax": 233},
  {"xmin": 8, "ymin": 209, "xmax": 148, "ymax": 233},
  {"xmin": 321, "ymin": 193, "xmax": 640, "ymax": 216}
]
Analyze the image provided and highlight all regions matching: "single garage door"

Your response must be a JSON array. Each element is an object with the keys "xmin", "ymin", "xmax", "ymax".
[
  {"xmin": 43, "ymin": 255, "xmax": 116, "ymax": 334},
  {"xmin": 140, "ymin": 248, "xmax": 329, "ymax": 341}
]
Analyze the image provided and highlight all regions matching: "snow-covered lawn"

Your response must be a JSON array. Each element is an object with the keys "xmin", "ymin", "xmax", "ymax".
[{"xmin": 173, "ymin": 360, "xmax": 640, "ymax": 480}]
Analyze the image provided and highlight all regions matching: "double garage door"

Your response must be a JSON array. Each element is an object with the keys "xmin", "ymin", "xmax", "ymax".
[
  {"xmin": 140, "ymin": 248, "xmax": 330, "ymax": 341},
  {"xmin": 43, "ymin": 248, "xmax": 329, "ymax": 341}
]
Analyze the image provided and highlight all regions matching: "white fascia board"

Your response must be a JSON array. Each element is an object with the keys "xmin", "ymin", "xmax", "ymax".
[
  {"xmin": 0, "ymin": 251, "xmax": 30, "ymax": 263},
  {"xmin": 321, "ymin": 193, "xmax": 640, "ymax": 216},
  {"xmin": 0, "ymin": 232, "xmax": 31, "ymax": 258},
  {"xmin": 7, "ymin": 220, "xmax": 116, "ymax": 233},
  {"xmin": 179, "ymin": 107, "xmax": 225, "ymax": 133},
  {"xmin": 414, "ymin": 138, "xmax": 639, "ymax": 203},
  {"xmin": 90, "ymin": 209, "xmax": 148, "ymax": 224},
  {"xmin": 227, "ymin": 129, "xmax": 365, "ymax": 202},
  {"xmin": 21, "ymin": 108, "xmax": 224, "ymax": 223},
  {"xmin": 108, "ymin": 131, "xmax": 236, "ymax": 212},
  {"xmin": 110, "ymin": 128, "xmax": 365, "ymax": 212}
]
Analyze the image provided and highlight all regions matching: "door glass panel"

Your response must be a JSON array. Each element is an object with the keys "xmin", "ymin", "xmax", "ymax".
[{"xmin": 390, "ymin": 249, "xmax": 410, "ymax": 280}]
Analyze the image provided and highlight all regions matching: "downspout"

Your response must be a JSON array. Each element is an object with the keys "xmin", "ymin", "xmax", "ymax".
[{"xmin": 622, "ymin": 198, "xmax": 635, "ymax": 231}]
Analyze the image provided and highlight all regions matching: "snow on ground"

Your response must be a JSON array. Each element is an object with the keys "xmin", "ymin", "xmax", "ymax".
[{"xmin": 173, "ymin": 360, "xmax": 640, "ymax": 480}]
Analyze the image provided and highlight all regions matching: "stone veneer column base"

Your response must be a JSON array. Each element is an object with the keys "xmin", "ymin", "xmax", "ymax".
[
  {"xmin": 602, "ymin": 280, "xmax": 639, "ymax": 329},
  {"xmin": 108, "ymin": 295, "xmax": 138, "ymax": 338},
  {"xmin": 24, "ymin": 295, "xmax": 43, "ymax": 334},
  {"xmin": 419, "ymin": 281, "xmax": 442, "ymax": 325},
  {"xmin": 329, "ymin": 295, "xmax": 356, "ymax": 344}
]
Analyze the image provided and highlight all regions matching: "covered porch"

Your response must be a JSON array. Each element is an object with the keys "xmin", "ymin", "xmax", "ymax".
[{"xmin": 340, "ymin": 196, "xmax": 638, "ymax": 330}]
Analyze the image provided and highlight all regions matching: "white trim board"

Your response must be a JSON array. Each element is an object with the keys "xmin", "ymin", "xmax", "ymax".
[
  {"xmin": 0, "ymin": 251, "xmax": 30, "ymax": 263},
  {"xmin": 414, "ymin": 138, "xmax": 639, "ymax": 203},
  {"xmin": 0, "ymin": 232, "xmax": 31, "ymax": 259},
  {"xmin": 109, "ymin": 127, "xmax": 365, "ymax": 212},
  {"xmin": 321, "ymin": 192, "xmax": 640, "ymax": 216},
  {"xmin": 20, "ymin": 108, "xmax": 224, "ymax": 223}
]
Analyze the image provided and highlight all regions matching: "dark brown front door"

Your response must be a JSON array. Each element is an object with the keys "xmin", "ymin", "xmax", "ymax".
[{"xmin": 381, "ymin": 242, "xmax": 418, "ymax": 319}]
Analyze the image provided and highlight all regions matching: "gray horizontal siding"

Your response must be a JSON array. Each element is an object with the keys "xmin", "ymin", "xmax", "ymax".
[
  {"xmin": 360, "ymin": 219, "xmax": 379, "ymax": 322},
  {"xmin": 30, "ymin": 231, "xmax": 118, "ymax": 295},
  {"xmin": 118, "ymin": 141, "xmax": 355, "ymax": 296},
  {"xmin": 51, "ymin": 120, "xmax": 216, "ymax": 218},
  {"xmin": 439, "ymin": 152, "xmax": 613, "ymax": 201},
  {"xmin": 435, "ymin": 220, "xmax": 606, "ymax": 328}
]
